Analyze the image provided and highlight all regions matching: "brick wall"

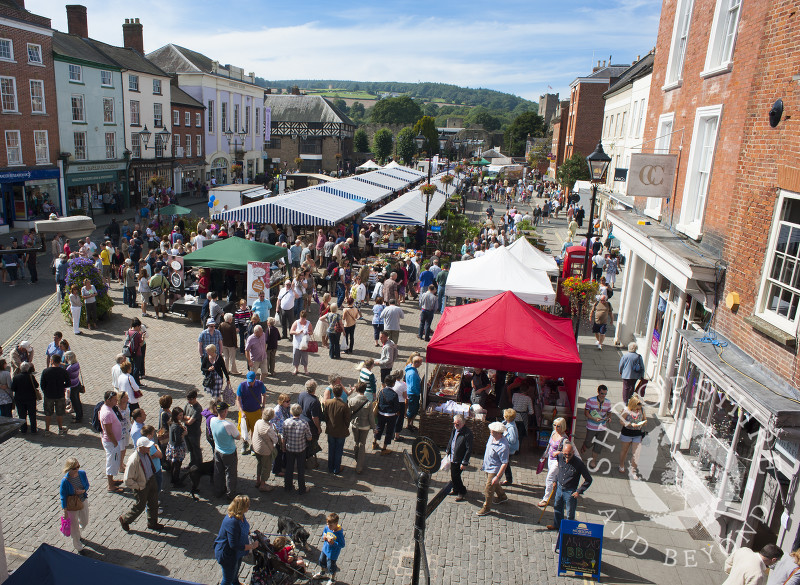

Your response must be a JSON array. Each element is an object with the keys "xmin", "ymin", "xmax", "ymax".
[
  {"xmin": 0, "ymin": 23, "xmax": 60, "ymax": 169},
  {"xmin": 170, "ymin": 103, "xmax": 205, "ymax": 165},
  {"xmin": 567, "ymin": 82, "xmax": 608, "ymax": 159}
]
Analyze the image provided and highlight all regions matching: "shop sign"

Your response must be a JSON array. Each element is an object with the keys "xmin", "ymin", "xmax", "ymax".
[
  {"xmin": 627, "ymin": 153, "xmax": 677, "ymax": 198},
  {"xmin": 0, "ymin": 168, "xmax": 59, "ymax": 183},
  {"xmin": 557, "ymin": 520, "xmax": 603, "ymax": 581},
  {"xmin": 71, "ymin": 162, "xmax": 125, "ymax": 173},
  {"xmin": 613, "ymin": 168, "xmax": 628, "ymax": 182},
  {"xmin": 651, "ymin": 329, "xmax": 660, "ymax": 357},
  {"xmin": 65, "ymin": 171, "xmax": 119, "ymax": 187}
]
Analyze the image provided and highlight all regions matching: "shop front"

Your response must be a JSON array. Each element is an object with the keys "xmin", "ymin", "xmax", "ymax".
[
  {"xmin": 0, "ymin": 167, "xmax": 62, "ymax": 231},
  {"xmin": 64, "ymin": 162, "xmax": 127, "ymax": 217},
  {"xmin": 210, "ymin": 157, "xmax": 229, "ymax": 185},
  {"xmin": 129, "ymin": 160, "xmax": 173, "ymax": 207},
  {"xmin": 671, "ymin": 329, "xmax": 800, "ymax": 554},
  {"xmin": 173, "ymin": 164, "xmax": 204, "ymax": 196}
]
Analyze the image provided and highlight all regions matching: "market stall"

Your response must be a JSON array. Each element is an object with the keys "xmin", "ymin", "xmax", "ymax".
[
  {"xmin": 362, "ymin": 187, "xmax": 447, "ymax": 226},
  {"xmin": 506, "ymin": 236, "xmax": 559, "ymax": 273},
  {"xmin": 445, "ymin": 247, "xmax": 556, "ymax": 306},
  {"xmin": 423, "ymin": 291, "xmax": 582, "ymax": 453}
]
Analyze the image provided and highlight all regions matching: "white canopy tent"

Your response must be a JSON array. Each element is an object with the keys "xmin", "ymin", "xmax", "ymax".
[
  {"xmin": 445, "ymin": 247, "xmax": 556, "ymax": 306},
  {"xmin": 355, "ymin": 172, "xmax": 409, "ymax": 191},
  {"xmin": 380, "ymin": 163, "xmax": 425, "ymax": 179},
  {"xmin": 356, "ymin": 159, "xmax": 381, "ymax": 171},
  {"xmin": 362, "ymin": 187, "xmax": 447, "ymax": 226},
  {"xmin": 317, "ymin": 178, "xmax": 392, "ymax": 203},
  {"xmin": 212, "ymin": 186, "xmax": 364, "ymax": 226},
  {"xmin": 507, "ymin": 236, "xmax": 559, "ymax": 273}
]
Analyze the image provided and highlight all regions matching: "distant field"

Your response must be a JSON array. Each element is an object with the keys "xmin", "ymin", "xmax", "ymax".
[{"xmin": 305, "ymin": 89, "xmax": 377, "ymax": 100}]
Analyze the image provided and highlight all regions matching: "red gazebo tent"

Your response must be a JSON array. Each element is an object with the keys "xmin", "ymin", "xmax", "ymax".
[{"xmin": 426, "ymin": 291, "xmax": 582, "ymax": 431}]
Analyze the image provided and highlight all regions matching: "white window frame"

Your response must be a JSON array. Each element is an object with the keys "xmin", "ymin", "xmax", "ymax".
[
  {"xmin": 663, "ymin": 0, "xmax": 695, "ymax": 90},
  {"xmin": 0, "ymin": 76, "xmax": 18, "ymax": 113},
  {"xmin": 173, "ymin": 133, "xmax": 181, "ymax": 157},
  {"xmin": 71, "ymin": 94, "xmax": 85, "ymax": 122},
  {"xmin": 5, "ymin": 130, "xmax": 22, "ymax": 165},
  {"xmin": 185, "ymin": 111, "xmax": 191, "ymax": 126},
  {"xmin": 26, "ymin": 43, "xmax": 42, "ymax": 65},
  {"xmin": 0, "ymin": 38, "xmax": 13, "ymax": 62},
  {"xmin": 702, "ymin": 0, "xmax": 742, "ymax": 78},
  {"xmin": 29, "ymin": 79, "xmax": 45, "ymax": 114},
  {"xmin": 173, "ymin": 110, "xmax": 180, "ymax": 126},
  {"xmin": 73, "ymin": 131, "xmax": 87, "ymax": 160},
  {"xmin": 128, "ymin": 74, "xmax": 139, "ymax": 91},
  {"xmin": 630, "ymin": 101, "xmax": 639, "ymax": 137},
  {"xmin": 100, "ymin": 70, "xmax": 113, "ymax": 87},
  {"xmin": 196, "ymin": 112, "xmax": 201, "ymax": 127},
  {"xmin": 103, "ymin": 97, "xmax": 114, "ymax": 123},
  {"xmin": 644, "ymin": 113, "xmax": 675, "ymax": 220},
  {"xmin": 105, "ymin": 132, "xmax": 116, "ymax": 159},
  {"xmin": 185, "ymin": 134, "xmax": 191, "ymax": 157},
  {"xmin": 131, "ymin": 133, "xmax": 141, "ymax": 158},
  {"xmin": 677, "ymin": 104, "xmax": 722, "ymax": 240},
  {"xmin": 152, "ymin": 79, "xmax": 161, "ymax": 95},
  {"xmin": 255, "ymin": 108, "xmax": 259, "ymax": 135},
  {"xmin": 33, "ymin": 130, "xmax": 48, "ymax": 163},
  {"xmin": 130, "ymin": 100, "xmax": 140, "ymax": 126},
  {"xmin": 196, "ymin": 134, "xmax": 202, "ymax": 156},
  {"xmin": 245, "ymin": 105, "xmax": 250, "ymax": 133},
  {"xmin": 68, "ymin": 64, "xmax": 82, "ymax": 83},
  {"xmin": 208, "ymin": 100, "xmax": 214, "ymax": 133},
  {"xmin": 756, "ymin": 189, "xmax": 800, "ymax": 334},
  {"xmin": 636, "ymin": 99, "xmax": 647, "ymax": 138},
  {"xmin": 154, "ymin": 103, "xmax": 163, "ymax": 127}
]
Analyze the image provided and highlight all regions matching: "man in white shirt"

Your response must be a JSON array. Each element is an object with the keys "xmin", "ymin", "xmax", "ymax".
[
  {"xmin": 277, "ymin": 280, "xmax": 297, "ymax": 339},
  {"xmin": 381, "ymin": 299, "xmax": 405, "ymax": 345},
  {"xmin": 722, "ymin": 544, "xmax": 781, "ymax": 585},
  {"xmin": 194, "ymin": 231, "xmax": 207, "ymax": 249}
]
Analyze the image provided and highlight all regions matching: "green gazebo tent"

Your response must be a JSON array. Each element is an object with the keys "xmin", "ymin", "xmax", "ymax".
[
  {"xmin": 158, "ymin": 204, "xmax": 193, "ymax": 216},
  {"xmin": 182, "ymin": 237, "xmax": 288, "ymax": 271}
]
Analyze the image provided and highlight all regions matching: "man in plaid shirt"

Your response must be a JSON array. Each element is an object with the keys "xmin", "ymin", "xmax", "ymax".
[
  {"xmin": 198, "ymin": 319, "xmax": 223, "ymax": 362},
  {"xmin": 283, "ymin": 404, "xmax": 312, "ymax": 494}
]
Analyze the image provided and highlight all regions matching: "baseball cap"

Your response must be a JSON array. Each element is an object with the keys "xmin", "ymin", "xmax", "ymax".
[
  {"xmin": 246, "ymin": 371, "xmax": 256, "ymax": 382},
  {"xmin": 136, "ymin": 436, "xmax": 154, "ymax": 449}
]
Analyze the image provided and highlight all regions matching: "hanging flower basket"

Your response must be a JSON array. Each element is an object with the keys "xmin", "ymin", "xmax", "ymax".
[
  {"xmin": 420, "ymin": 183, "xmax": 437, "ymax": 196},
  {"xmin": 561, "ymin": 276, "xmax": 599, "ymax": 320}
]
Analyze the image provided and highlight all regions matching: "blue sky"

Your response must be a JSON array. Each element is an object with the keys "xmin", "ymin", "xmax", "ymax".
[{"xmin": 30, "ymin": 0, "xmax": 662, "ymax": 102}]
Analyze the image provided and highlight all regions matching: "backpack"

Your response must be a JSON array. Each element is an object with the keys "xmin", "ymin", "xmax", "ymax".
[
  {"xmin": 90, "ymin": 401, "xmax": 104, "ymax": 432},
  {"xmin": 122, "ymin": 330, "xmax": 133, "ymax": 357}
]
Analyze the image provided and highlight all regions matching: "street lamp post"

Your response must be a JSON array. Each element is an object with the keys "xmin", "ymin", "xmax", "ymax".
[
  {"xmin": 138, "ymin": 124, "xmax": 172, "ymax": 219},
  {"xmin": 224, "ymin": 126, "xmax": 248, "ymax": 181},
  {"xmin": 415, "ymin": 132, "xmax": 448, "ymax": 255},
  {"xmin": 581, "ymin": 141, "xmax": 612, "ymax": 280}
]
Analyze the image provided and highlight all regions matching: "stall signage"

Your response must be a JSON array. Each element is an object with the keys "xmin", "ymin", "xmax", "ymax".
[
  {"xmin": 429, "ymin": 225, "xmax": 442, "ymax": 232},
  {"xmin": 247, "ymin": 261, "xmax": 271, "ymax": 307},
  {"xmin": 168, "ymin": 254, "xmax": 184, "ymax": 295},
  {"xmin": 557, "ymin": 520, "xmax": 603, "ymax": 581},
  {"xmin": 411, "ymin": 436, "xmax": 441, "ymax": 473}
]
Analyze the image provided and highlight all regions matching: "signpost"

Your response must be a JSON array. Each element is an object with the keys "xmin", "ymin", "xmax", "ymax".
[{"xmin": 557, "ymin": 520, "xmax": 604, "ymax": 581}]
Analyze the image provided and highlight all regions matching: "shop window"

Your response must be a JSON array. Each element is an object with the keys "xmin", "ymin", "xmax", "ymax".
[
  {"xmin": 196, "ymin": 112, "xmax": 201, "ymax": 128},
  {"xmin": 29, "ymin": 80, "xmax": 45, "ymax": 114},
  {"xmin": 100, "ymin": 70, "xmax": 113, "ymax": 87},
  {"xmin": 664, "ymin": 0, "xmax": 694, "ymax": 89},
  {"xmin": 5, "ymin": 130, "xmax": 22, "ymax": 165},
  {"xmin": 105, "ymin": 132, "xmax": 116, "ymax": 159},
  {"xmin": 128, "ymin": 74, "xmax": 138, "ymax": 91},
  {"xmin": 103, "ymin": 97, "xmax": 114, "ymax": 123},
  {"xmin": 69, "ymin": 64, "xmax": 82, "ymax": 83},
  {"xmin": 24, "ymin": 179, "xmax": 59, "ymax": 219},
  {"xmin": 185, "ymin": 112, "xmax": 190, "ymax": 126},
  {"xmin": 33, "ymin": 130, "xmax": 48, "ymax": 164},
  {"xmin": 703, "ymin": 0, "xmax": 741, "ymax": 76},
  {"xmin": 757, "ymin": 190, "xmax": 800, "ymax": 333},
  {"xmin": 71, "ymin": 94, "xmax": 85, "ymax": 122},
  {"xmin": 130, "ymin": 100, "xmax": 140, "ymax": 126},
  {"xmin": 131, "ymin": 133, "xmax": 141, "ymax": 158},
  {"xmin": 0, "ymin": 39, "xmax": 12, "ymax": 61},
  {"xmin": 73, "ymin": 131, "xmax": 87, "ymax": 160},
  {"xmin": 0, "ymin": 76, "xmax": 17, "ymax": 112},
  {"xmin": 152, "ymin": 79, "xmax": 161, "ymax": 95},
  {"xmin": 154, "ymin": 103, "xmax": 163, "ymax": 127},
  {"xmin": 196, "ymin": 135, "xmax": 202, "ymax": 156},
  {"xmin": 26, "ymin": 43, "xmax": 42, "ymax": 65},
  {"xmin": 678, "ymin": 105, "xmax": 722, "ymax": 239}
]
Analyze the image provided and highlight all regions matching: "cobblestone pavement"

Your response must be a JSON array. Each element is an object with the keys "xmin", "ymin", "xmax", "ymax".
[{"xmin": 0, "ymin": 194, "xmax": 727, "ymax": 585}]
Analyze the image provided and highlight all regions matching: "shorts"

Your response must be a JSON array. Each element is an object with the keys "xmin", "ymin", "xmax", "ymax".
[
  {"xmin": 43, "ymin": 397, "xmax": 66, "ymax": 416},
  {"xmin": 582, "ymin": 428, "xmax": 607, "ymax": 454},
  {"xmin": 152, "ymin": 293, "xmax": 166, "ymax": 307},
  {"xmin": 103, "ymin": 440, "xmax": 121, "ymax": 475},
  {"xmin": 406, "ymin": 394, "xmax": 421, "ymax": 418},
  {"xmin": 620, "ymin": 433, "xmax": 643, "ymax": 443},
  {"xmin": 102, "ymin": 265, "xmax": 111, "ymax": 279},
  {"xmin": 592, "ymin": 323, "xmax": 607, "ymax": 335}
]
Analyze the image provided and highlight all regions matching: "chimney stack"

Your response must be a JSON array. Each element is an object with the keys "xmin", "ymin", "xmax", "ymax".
[
  {"xmin": 66, "ymin": 5, "xmax": 88, "ymax": 38},
  {"xmin": 122, "ymin": 17, "xmax": 144, "ymax": 54}
]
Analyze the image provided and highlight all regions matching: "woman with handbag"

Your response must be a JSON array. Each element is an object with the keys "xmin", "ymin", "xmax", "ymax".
[
  {"xmin": 289, "ymin": 310, "xmax": 312, "ymax": 375},
  {"xmin": 59, "ymin": 457, "xmax": 90, "ymax": 554},
  {"xmin": 271, "ymin": 393, "xmax": 292, "ymax": 477},
  {"xmin": 117, "ymin": 391, "xmax": 132, "ymax": 473},
  {"xmin": 326, "ymin": 304, "xmax": 343, "ymax": 360},
  {"xmin": 10, "ymin": 361, "xmax": 39, "ymax": 433},
  {"xmin": 341, "ymin": 298, "xmax": 361, "ymax": 355},
  {"xmin": 619, "ymin": 394, "xmax": 647, "ymax": 478},
  {"xmin": 538, "ymin": 417, "xmax": 567, "ymax": 507},
  {"xmin": 201, "ymin": 344, "xmax": 230, "ymax": 400},
  {"xmin": 64, "ymin": 351, "xmax": 84, "ymax": 423},
  {"xmin": 315, "ymin": 295, "xmax": 331, "ymax": 349},
  {"xmin": 167, "ymin": 407, "xmax": 188, "ymax": 487},
  {"xmin": 117, "ymin": 361, "xmax": 141, "ymax": 413},
  {"xmin": 252, "ymin": 407, "xmax": 279, "ymax": 492}
]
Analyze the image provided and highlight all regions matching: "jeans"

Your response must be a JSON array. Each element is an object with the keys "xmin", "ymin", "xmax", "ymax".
[
  {"xmin": 327, "ymin": 436, "xmax": 345, "ymax": 473},
  {"xmin": 69, "ymin": 385, "xmax": 83, "ymax": 421},
  {"xmin": 213, "ymin": 450, "xmax": 238, "ymax": 498},
  {"xmin": 374, "ymin": 414, "xmax": 397, "ymax": 448},
  {"xmin": 336, "ymin": 282, "xmax": 345, "ymax": 307},
  {"xmin": 131, "ymin": 353, "xmax": 144, "ymax": 385},
  {"xmin": 437, "ymin": 285, "xmax": 446, "ymax": 313},
  {"xmin": 419, "ymin": 309, "xmax": 434, "ymax": 339},
  {"xmin": 218, "ymin": 557, "xmax": 243, "ymax": 585},
  {"xmin": 284, "ymin": 450, "xmax": 307, "ymax": 493},
  {"xmin": 318, "ymin": 552, "xmax": 339, "ymax": 575},
  {"xmin": 553, "ymin": 483, "xmax": 578, "ymax": 530},
  {"xmin": 293, "ymin": 296, "xmax": 303, "ymax": 319},
  {"xmin": 343, "ymin": 325, "xmax": 355, "ymax": 353},
  {"xmin": 185, "ymin": 432, "xmax": 203, "ymax": 468},
  {"xmin": 123, "ymin": 286, "xmax": 135, "ymax": 307},
  {"xmin": 328, "ymin": 332, "xmax": 341, "ymax": 359},
  {"xmin": 238, "ymin": 327, "xmax": 247, "ymax": 353},
  {"xmin": 372, "ymin": 323, "xmax": 384, "ymax": 340}
]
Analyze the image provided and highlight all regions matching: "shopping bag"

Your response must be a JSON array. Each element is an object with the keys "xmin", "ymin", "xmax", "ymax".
[
  {"xmin": 303, "ymin": 335, "xmax": 319, "ymax": 353},
  {"xmin": 299, "ymin": 335, "xmax": 309, "ymax": 351},
  {"xmin": 439, "ymin": 453, "xmax": 452, "ymax": 472},
  {"xmin": 342, "ymin": 335, "xmax": 350, "ymax": 352},
  {"xmin": 239, "ymin": 413, "xmax": 249, "ymax": 443},
  {"xmin": 536, "ymin": 457, "xmax": 547, "ymax": 474},
  {"xmin": 60, "ymin": 515, "xmax": 71, "ymax": 537},
  {"xmin": 222, "ymin": 382, "xmax": 236, "ymax": 405}
]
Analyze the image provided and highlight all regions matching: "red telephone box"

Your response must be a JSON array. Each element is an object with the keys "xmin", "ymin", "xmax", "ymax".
[{"xmin": 556, "ymin": 245, "xmax": 587, "ymax": 311}]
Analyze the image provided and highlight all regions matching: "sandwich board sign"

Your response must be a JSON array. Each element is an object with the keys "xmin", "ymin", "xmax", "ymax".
[{"xmin": 557, "ymin": 520, "xmax": 603, "ymax": 581}]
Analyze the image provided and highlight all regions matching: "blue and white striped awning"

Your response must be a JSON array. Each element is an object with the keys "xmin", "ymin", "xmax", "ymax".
[
  {"xmin": 363, "ymin": 187, "xmax": 447, "ymax": 226},
  {"xmin": 212, "ymin": 187, "xmax": 364, "ymax": 226},
  {"xmin": 381, "ymin": 163, "xmax": 425, "ymax": 179},
  {"xmin": 356, "ymin": 172, "xmax": 409, "ymax": 191},
  {"xmin": 318, "ymin": 178, "xmax": 392, "ymax": 203}
]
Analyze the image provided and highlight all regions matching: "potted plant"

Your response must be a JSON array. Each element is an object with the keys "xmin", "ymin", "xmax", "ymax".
[{"xmin": 60, "ymin": 257, "xmax": 114, "ymax": 326}]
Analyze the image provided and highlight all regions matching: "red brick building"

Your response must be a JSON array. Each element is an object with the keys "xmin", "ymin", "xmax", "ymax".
[
  {"xmin": 0, "ymin": 0, "xmax": 61, "ymax": 231},
  {"xmin": 547, "ymin": 100, "xmax": 569, "ymax": 179},
  {"xmin": 609, "ymin": 0, "xmax": 800, "ymax": 555},
  {"xmin": 170, "ymin": 81, "xmax": 205, "ymax": 195}
]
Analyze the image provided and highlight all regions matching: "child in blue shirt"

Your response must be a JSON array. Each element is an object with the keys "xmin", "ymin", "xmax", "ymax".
[{"xmin": 313, "ymin": 512, "xmax": 345, "ymax": 584}]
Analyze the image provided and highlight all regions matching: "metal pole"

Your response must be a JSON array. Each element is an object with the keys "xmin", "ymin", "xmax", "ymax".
[
  {"xmin": 582, "ymin": 182, "xmax": 598, "ymax": 279},
  {"xmin": 411, "ymin": 471, "xmax": 430, "ymax": 585},
  {"xmin": 423, "ymin": 151, "xmax": 432, "ymax": 256}
]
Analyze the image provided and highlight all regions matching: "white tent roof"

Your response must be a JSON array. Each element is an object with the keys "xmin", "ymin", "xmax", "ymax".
[
  {"xmin": 381, "ymin": 162, "xmax": 425, "ymax": 178},
  {"xmin": 357, "ymin": 159, "xmax": 381, "ymax": 170},
  {"xmin": 363, "ymin": 187, "xmax": 447, "ymax": 226},
  {"xmin": 445, "ymin": 247, "xmax": 556, "ymax": 306},
  {"xmin": 212, "ymin": 186, "xmax": 364, "ymax": 226},
  {"xmin": 507, "ymin": 236, "xmax": 559, "ymax": 273},
  {"xmin": 355, "ymin": 172, "xmax": 409, "ymax": 191},
  {"xmin": 318, "ymin": 177, "xmax": 392, "ymax": 203}
]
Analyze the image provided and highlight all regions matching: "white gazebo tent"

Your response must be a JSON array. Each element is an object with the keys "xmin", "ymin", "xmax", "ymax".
[
  {"xmin": 356, "ymin": 159, "xmax": 381, "ymax": 171},
  {"xmin": 445, "ymin": 247, "xmax": 556, "ymax": 305},
  {"xmin": 363, "ymin": 187, "xmax": 447, "ymax": 226},
  {"xmin": 506, "ymin": 236, "xmax": 559, "ymax": 273}
]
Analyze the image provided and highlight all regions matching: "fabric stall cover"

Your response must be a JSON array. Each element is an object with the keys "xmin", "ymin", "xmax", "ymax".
[
  {"xmin": 6, "ymin": 543, "xmax": 203, "ymax": 585},
  {"xmin": 363, "ymin": 188, "xmax": 447, "ymax": 226},
  {"xmin": 356, "ymin": 159, "xmax": 381, "ymax": 170},
  {"xmin": 182, "ymin": 235, "xmax": 288, "ymax": 271},
  {"xmin": 426, "ymin": 291, "xmax": 582, "ymax": 378},
  {"xmin": 212, "ymin": 187, "xmax": 365, "ymax": 225},
  {"xmin": 445, "ymin": 247, "xmax": 556, "ymax": 306},
  {"xmin": 506, "ymin": 236, "xmax": 559, "ymax": 273}
]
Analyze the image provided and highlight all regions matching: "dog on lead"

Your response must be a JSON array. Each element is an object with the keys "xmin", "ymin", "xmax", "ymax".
[
  {"xmin": 277, "ymin": 516, "xmax": 310, "ymax": 550},
  {"xmin": 187, "ymin": 461, "xmax": 214, "ymax": 500}
]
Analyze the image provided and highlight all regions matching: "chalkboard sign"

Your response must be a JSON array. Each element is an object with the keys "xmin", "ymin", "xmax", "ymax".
[{"xmin": 557, "ymin": 520, "xmax": 603, "ymax": 581}]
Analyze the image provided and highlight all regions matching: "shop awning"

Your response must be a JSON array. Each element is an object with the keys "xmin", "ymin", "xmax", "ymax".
[
  {"xmin": 317, "ymin": 178, "xmax": 392, "ymax": 203},
  {"xmin": 212, "ymin": 187, "xmax": 365, "ymax": 226},
  {"xmin": 362, "ymin": 187, "xmax": 447, "ymax": 226},
  {"xmin": 183, "ymin": 235, "xmax": 288, "ymax": 271},
  {"xmin": 355, "ymin": 172, "xmax": 409, "ymax": 191},
  {"xmin": 445, "ymin": 247, "xmax": 555, "ymax": 305},
  {"xmin": 506, "ymin": 236, "xmax": 559, "ymax": 273},
  {"xmin": 427, "ymin": 291, "xmax": 581, "ymax": 377}
]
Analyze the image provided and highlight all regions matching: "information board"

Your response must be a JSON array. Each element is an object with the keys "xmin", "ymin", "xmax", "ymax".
[{"xmin": 557, "ymin": 519, "xmax": 603, "ymax": 581}]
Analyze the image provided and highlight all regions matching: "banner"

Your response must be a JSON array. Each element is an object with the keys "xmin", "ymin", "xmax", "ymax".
[
  {"xmin": 627, "ymin": 153, "xmax": 678, "ymax": 198},
  {"xmin": 263, "ymin": 107, "xmax": 271, "ymax": 142},
  {"xmin": 613, "ymin": 168, "xmax": 628, "ymax": 182},
  {"xmin": 247, "ymin": 261, "xmax": 271, "ymax": 307},
  {"xmin": 168, "ymin": 254, "xmax": 184, "ymax": 296}
]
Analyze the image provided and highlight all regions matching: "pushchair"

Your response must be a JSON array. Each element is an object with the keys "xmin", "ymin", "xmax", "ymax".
[{"xmin": 250, "ymin": 530, "xmax": 312, "ymax": 585}]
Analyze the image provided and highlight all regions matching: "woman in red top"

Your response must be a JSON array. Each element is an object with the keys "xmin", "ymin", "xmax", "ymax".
[{"xmin": 197, "ymin": 268, "xmax": 209, "ymax": 296}]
